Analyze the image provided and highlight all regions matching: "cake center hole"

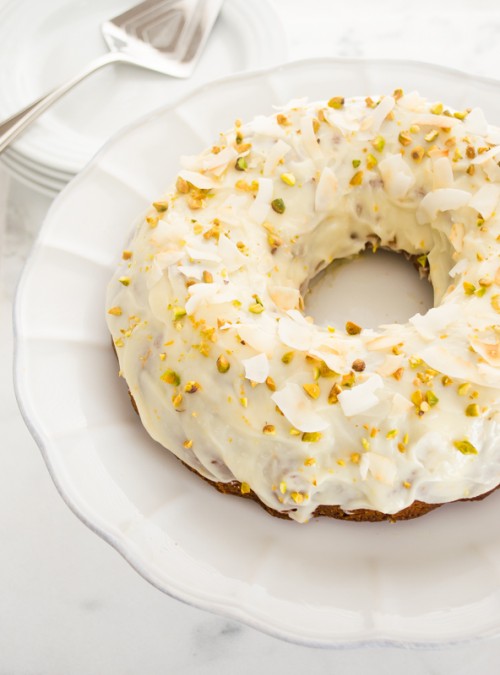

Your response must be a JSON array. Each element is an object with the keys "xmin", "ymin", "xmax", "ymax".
[{"xmin": 305, "ymin": 249, "xmax": 434, "ymax": 330}]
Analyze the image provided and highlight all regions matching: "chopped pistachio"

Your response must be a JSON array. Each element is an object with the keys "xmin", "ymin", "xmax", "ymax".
[
  {"xmin": 409, "ymin": 124, "xmax": 420, "ymax": 134},
  {"xmin": 372, "ymin": 135, "xmax": 385, "ymax": 152},
  {"xmin": 267, "ymin": 233, "xmax": 283, "ymax": 250},
  {"xmin": 289, "ymin": 428, "xmax": 301, "ymax": 436},
  {"xmin": 122, "ymin": 250, "xmax": 133, "ymax": 260},
  {"xmin": 441, "ymin": 375, "xmax": 453, "ymax": 386},
  {"xmin": 465, "ymin": 403, "xmax": 480, "ymax": 417},
  {"xmin": 265, "ymin": 376, "xmax": 276, "ymax": 391},
  {"xmin": 240, "ymin": 482, "xmax": 251, "ymax": 494},
  {"xmin": 366, "ymin": 153, "xmax": 377, "ymax": 170},
  {"xmin": 328, "ymin": 383, "xmax": 342, "ymax": 404},
  {"xmin": 386, "ymin": 429, "xmax": 398, "ymax": 439},
  {"xmin": 411, "ymin": 390, "xmax": 423, "ymax": 407},
  {"xmin": 392, "ymin": 367, "xmax": 404, "ymax": 381},
  {"xmin": 393, "ymin": 88, "xmax": 404, "ymax": 100},
  {"xmin": 239, "ymin": 396, "xmax": 248, "ymax": 408},
  {"xmin": 417, "ymin": 254, "xmax": 427, "ymax": 267},
  {"xmin": 341, "ymin": 372, "xmax": 355, "ymax": 388},
  {"xmin": 351, "ymin": 359, "xmax": 365, "ymax": 372},
  {"xmin": 453, "ymin": 110, "xmax": 468, "ymax": 120},
  {"xmin": 114, "ymin": 338, "xmax": 124, "ymax": 348},
  {"xmin": 249, "ymin": 302, "xmax": 264, "ymax": 314},
  {"xmin": 216, "ymin": 355, "xmax": 230, "ymax": 373},
  {"xmin": 161, "ymin": 369, "xmax": 180, "ymax": 386},
  {"xmin": 271, "ymin": 198, "xmax": 285, "ymax": 214},
  {"xmin": 424, "ymin": 129, "xmax": 439, "ymax": 143},
  {"xmin": 350, "ymin": 452, "xmax": 361, "ymax": 464},
  {"xmin": 172, "ymin": 393, "xmax": 183, "ymax": 408},
  {"xmin": 430, "ymin": 102, "xmax": 444, "ymax": 115},
  {"xmin": 262, "ymin": 424, "xmax": 276, "ymax": 435},
  {"xmin": 361, "ymin": 437, "xmax": 370, "ymax": 451},
  {"xmin": 411, "ymin": 146, "xmax": 425, "ymax": 162},
  {"xmin": 107, "ymin": 306, "xmax": 122, "ymax": 316},
  {"xmin": 290, "ymin": 492, "xmax": 304, "ymax": 504},
  {"xmin": 409, "ymin": 355, "xmax": 422, "ymax": 368},
  {"xmin": 304, "ymin": 457, "xmax": 316, "ymax": 467},
  {"xmin": 349, "ymin": 170, "xmax": 363, "ymax": 186},
  {"xmin": 425, "ymin": 390, "xmax": 439, "ymax": 407},
  {"xmin": 279, "ymin": 481, "xmax": 287, "ymax": 494},
  {"xmin": 458, "ymin": 382, "xmax": 471, "ymax": 396},
  {"xmin": 184, "ymin": 381, "xmax": 201, "ymax": 394},
  {"xmin": 463, "ymin": 282, "xmax": 475, "ymax": 295},
  {"xmin": 153, "ymin": 201, "xmax": 168, "ymax": 212},
  {"xmin": 345, "ymin": 320, "xmax": 362, "ymax": 335},
  {"xmin": 453, "ymin": 439, "xmax": 478, "ymax": 455},
  {"xmin": 403, "ymin": 481, "xmax": 412, "ymax": 489},
  {"xmin": 328, "ymin": 96, "xmax": 344, "ymax": 109},
  {"xmin": 352, "ymin": 159, "xmax": 361, "ymax": 168},
  {"xmin": 118, "ymin": 276, "xmax": 131, "ymax": 286},
  {"xmin": 280, "ymin": 172, "xmax": 296, "ymax": 186},
  {"xmin": 176, "ymin": 176, "xmax": 189, "ymax": 193},
  {"xmin": 146, "ymin": 215, "xmax": 158, "ymax": 229},
  {"xmin": 398, "ymin": 131, "xmax": 412, "ymax": 146},
  {"xmin": 235, "ymin": 157, "xmax": 248, "ymax": 171},
  {"xmin": 202, "ymin": 270, "xmax": 213, "ymax": 283},
  {"xmin": 491, "ymin": 295, "xmax": 500, "ymax": 313},
  {"xmin": 172, "ymin": 306, "xmax": 187, "ymax": 320},
  {"xmin": 282, "ymin": 351, "xmax": 295, "ymax": 364},
  {"xmin": 303, "ymin": 383, "xmax": 321, "ymax": 399},
  {"xmin": 302, "ymin": 431, "xmax": 322, "ymax": 442},
  {"xmin": 183, "ymin": 439, "xmax": 193, "ymax": 449}
]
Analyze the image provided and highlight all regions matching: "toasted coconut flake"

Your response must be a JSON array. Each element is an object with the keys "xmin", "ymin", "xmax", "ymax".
[
  {"xmin": 271, "ymin": 383, "xmax": 329, "ymax": 432},
  {"xmin": 242, "ymin": 353, "xmax": 270, "ymax": 383},
  {"xmin": 472, "ymin": 144, "xmax": 500, "ymax": 165},
  {"xmin": 185, "ymin": 283, "xmax": 218, "ymax": 315},
  {"xmin": 470, "ymin": 338, "xmax": 500, "ymax": 367},
  {"xmin": 269, "ymin": 286, "xmax": 301, "ymax": 310},
  {"xmin": 186, "ymin": 245, "xmax": 221, "ymax": 263},
  {"xmin": 448, "ymin": 258, "xmax": 469, "ymax": 278},
  {"xmin": 278, "ymin": 314, "xmax": 315, "ymax": 351},
  {"xmin": 465, "ymin": 107, "xmax": 488, "ymax": 135},
  {"xmin": 308, "ymin": 348, "xmax": 344, "ymax": 373},
  {"xmin": 411, "ymin": 113, "xmax": 460, "ymax": 128},
  {"xmin": 416, "ymin": 188, "xmax": 471, "ymax": 224},
  {"xmin": 378, "ymin": 154, "xmax": 415, "ymax": 199},
  {"xmin": 418, "ymin": 345, "xmax": 477, "ymax": 381},
  {"xmin": 390, "ymin": 393, "xmax": 413, "ymax": 416},
  {"xmin": 409, "ymin": 304, "xmax": 461, "ymax": 339},
  {"xmin": 338, "ymin": 375, "xmax": 384, "ymax": 417},
  {"xmin": 376, "ymin": 354, "xmax": 405, "ymax": 377},
  {"xmin": 315, "ymin": 167, "xmax": 338, "ymax": 212},
  {"xmin": 365, "ymin": 95, "xmax": 395, "ymax": 133},
  {"xmin": 249, "ymin": 177, "xmax": 273, "ymax": 224},
  {"xmin": 178, "ymin": 170, "xmax": 218, "ymax": 190},
  {"xmin": 366, "ymin": 453, "xmax": 397, "ymax": 486},
  {"xmin": 300, "ymin": 115, "xmax": 323, "ymax": 160},
  {"xmin": 263, "ymin": 139, "xmax": 291, "ymax": 176},
  {"xmin": 217, "ymin": 234, "xmax": 246, "ymax": 272},
  {"xmin": 468, "ymin": 184, "xmax": 500, "ymax": 220},
  {"xmin": 432, "ymin": 156, "xmax": 454, "ymax": 189},
  {"xmin": 238, "ymin": 319, "xmax": 277, "ymax": 355}
]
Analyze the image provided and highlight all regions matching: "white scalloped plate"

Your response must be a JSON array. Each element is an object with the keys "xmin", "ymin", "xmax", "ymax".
[{"xmin": 14, "ymin": 58, "xmax": 500, "ymax": 648}]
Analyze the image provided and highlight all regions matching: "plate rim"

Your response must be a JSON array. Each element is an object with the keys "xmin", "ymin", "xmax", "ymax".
[
  {"xmin": 0, "ymin": 0, "xmax": 288, "ymax": 176},
  {"xmin": 13, "ymin": 55, "xmax": 500, "ymax": 649}
]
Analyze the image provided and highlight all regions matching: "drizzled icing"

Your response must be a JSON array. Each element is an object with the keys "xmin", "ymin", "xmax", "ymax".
[{"xmin": 106, "ymin": 92, "xmax": 500, "ymax": 523}]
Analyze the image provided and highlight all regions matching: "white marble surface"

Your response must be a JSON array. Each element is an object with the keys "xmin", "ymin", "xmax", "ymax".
[{"xmin": 4, "ymin": 0, "xmax": 500, "ymax": 672}]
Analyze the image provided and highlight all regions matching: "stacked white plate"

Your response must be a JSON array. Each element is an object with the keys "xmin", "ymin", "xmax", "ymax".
[{"xmin": 0, "ymin": 0, "xmax": 287, "ymax": 197}]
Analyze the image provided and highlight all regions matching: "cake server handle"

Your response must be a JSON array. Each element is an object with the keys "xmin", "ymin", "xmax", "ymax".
[{"xmin": 0, "ymin": 52, "xmax": 138, "ymax": 155}]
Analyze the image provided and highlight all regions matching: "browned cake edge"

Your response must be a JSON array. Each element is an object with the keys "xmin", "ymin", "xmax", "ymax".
[
  {"xmin": 182, "ymin": 461, "xmax": 499, "ymax": 522},
  {"xmin": 123, "ymin": 358, "xmax": 498, "ymax": 522}
]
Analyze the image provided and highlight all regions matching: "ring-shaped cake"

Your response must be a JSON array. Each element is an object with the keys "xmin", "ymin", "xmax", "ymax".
[{"xmin": 106, "ymin": 90, "xmax": 500, "ymax": 522}]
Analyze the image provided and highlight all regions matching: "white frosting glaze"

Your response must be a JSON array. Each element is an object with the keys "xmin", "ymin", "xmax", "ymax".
[{"xmin": 106, "ymin": 92, "xmax": 500, "ymax": 522}]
